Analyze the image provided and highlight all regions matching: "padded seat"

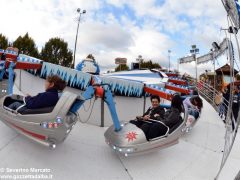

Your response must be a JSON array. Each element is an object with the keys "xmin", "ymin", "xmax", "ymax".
[
  {"xmin": 17, "ymin": 106, "xmax": 55, "ymax": 115},
  {"xmin": 168, "ymin": 116, "xmax": 183, "ymax": 134}
]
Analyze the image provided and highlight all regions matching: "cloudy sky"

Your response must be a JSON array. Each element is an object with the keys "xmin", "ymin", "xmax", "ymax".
[{"xmin": 0, "ymin": 0, "xmax": 237, "ymax": 76}]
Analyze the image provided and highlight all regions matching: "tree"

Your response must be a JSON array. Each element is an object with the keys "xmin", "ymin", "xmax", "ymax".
[
  {"xmin": 0, "ymin": 34, "xmax": 8, "ymax": 49},
  {"xmin": 115, "ymin": 64, "xmax": 129, "ymax": 71},
  {"xmin": 13, "ymin": 33, "xmax": 39, "ymax": 57},
  {"xmin": 41, "ymin": 37, "xmax": 73, "ymax": 67},
  {"xmin": 140, "ymin": 60, "xmax": 161, "ymax": 69}
]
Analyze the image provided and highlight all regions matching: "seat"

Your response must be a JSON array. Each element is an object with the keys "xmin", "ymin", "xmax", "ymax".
[
  {"xmin": 168, "ymin": 116, "xmax": 183, "ymax": 134},
  {"xmin": 3, "ymin": 95, "xmax": 55, "ymax": 115},
  {"xmin": 17, "ymin": 106, "xmax": 55, "ymax": 115},
  {"xmin": 3, "ymin": 96, "xmax": 23, "ymax": 107}
]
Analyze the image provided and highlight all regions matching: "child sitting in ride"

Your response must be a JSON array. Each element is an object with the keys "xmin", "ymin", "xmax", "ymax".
[
  {"xmin": 130, "ymin": 94, "xmax": 183, "ymax": 140},
  {"xmin": 8, "ymin": 75, "xmax": 66, "ymax": 111},
  {"xmin": 183, "ymin": 96, "xmax": 203, "ymax": 119}
]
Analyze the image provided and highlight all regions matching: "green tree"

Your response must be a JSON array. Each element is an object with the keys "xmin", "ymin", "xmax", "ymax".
[
  {"xmin": 41, "ymin": 37, "xmax": 73, "ymax": 67},
  {"xmin": 140, "ymin": 60, "xmax": 161, "ymax": 69},
  {"xmin": 13, "ymin": 33, "xmax": 39, "ymax": 57},
  {"xmin": 115, "ymin": 64, "xmax": 129, "ymax": 71},
  {"xmin": 0, "ymin": 34, "xmax": 8, "ymax": 49}
]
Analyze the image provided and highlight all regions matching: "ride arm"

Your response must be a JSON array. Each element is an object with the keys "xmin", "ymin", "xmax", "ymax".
[
  {"xmin": 69, "ymin": 86, "xmax": 95, "ymax": 113},
  {"xmin": 0, "ymin": 61, "xmax": 6, "ymax": 80},
  {"xmin": 69, "ymin": 85, "xmax": 121, "ymax": 132},
  {"xmin": 8, "ymin": 61, "xmax": 15, "ymax": 95},
  {"xmin": 103, "ymin": 88, "xmax": 121, "ymax": 132}
]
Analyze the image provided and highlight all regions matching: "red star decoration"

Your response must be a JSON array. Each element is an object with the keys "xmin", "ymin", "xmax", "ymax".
[{"xmin": 126, "ymin": 132, "xmax": 138, "ymax": 142}]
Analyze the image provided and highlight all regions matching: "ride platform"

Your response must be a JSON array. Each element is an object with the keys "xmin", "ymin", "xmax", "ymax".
[{"xmin": 0, "ymin": 94, "xmax": 239, "ymax": 180}]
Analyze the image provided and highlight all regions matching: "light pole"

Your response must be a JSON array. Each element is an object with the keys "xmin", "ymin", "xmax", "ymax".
[
  {"xmin": 136, "ymin": 55, "xmax": 143, "ymax": 69},
  {"xmin": 190, "ymin": 45, "xmax": 199, "ymax": 82},
  {"xmin": 168, "ymin": 50, "xmax": 171, "ymax": 72},
  {"xmin": 72, "ymin": 8, "xmax": 86, "ymax": 68}
]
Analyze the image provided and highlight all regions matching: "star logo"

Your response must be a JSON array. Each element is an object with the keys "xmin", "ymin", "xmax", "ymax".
[{"xmin": 126, "ymin": 132, "xmax": 138, "ymax": 142}]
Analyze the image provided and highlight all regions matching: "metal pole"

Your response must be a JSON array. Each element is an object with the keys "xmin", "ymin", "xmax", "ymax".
[
  {"xmin": 19, "ymin": 69, "xmax": 22, "ymax": 91},
  {"xmin": 8, "ymin": 62, "xmax": 15, "ymax": 95},
  {"xmin": 143, "ymin": 94, "xmax": 146, "ymax": 115},
  {"xmin": 72, "ymin": 13, "xmax": 81, "ymax": 68},
  {"xmin": 213, "ymin": 59, "xmax": 216, "ymax": 102},
  {"xmin": 177, "ymin": 59, "xmax": 179, "ymax": 73},
  {"xmin": 195, "ymin": 54, "xmax": 198, "ymax": 82},
  {"xmin": 101, "ymin": 98, "xmax": 104, "ymax": 127},
  {"xmin": 168, "ymin": 50, "xmax": 171, "ymax": 72}
]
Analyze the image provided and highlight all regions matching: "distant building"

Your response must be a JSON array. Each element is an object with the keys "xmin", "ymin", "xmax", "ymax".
[{"xmin": 200, "ymin": 64, "xmax": 238, "ymax": 91}]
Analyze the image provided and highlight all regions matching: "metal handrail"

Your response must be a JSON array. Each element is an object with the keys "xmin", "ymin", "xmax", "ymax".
[{"xmin": 197, "ymin": 80, "xmax": 229, "ymax": 117}]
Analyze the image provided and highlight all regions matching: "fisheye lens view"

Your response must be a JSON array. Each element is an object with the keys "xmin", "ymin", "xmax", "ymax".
[{"xmin": 0, "ymin": 0, "xmax": 240, "ymax": 180}]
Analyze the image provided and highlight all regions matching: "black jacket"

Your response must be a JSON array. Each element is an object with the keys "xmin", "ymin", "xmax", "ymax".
[
  {"xmin": 223, "ymin": 90, "xmax": 230, "ymax": 107},
  {"xmin": 143, "ymin": 106, "xmax": 165, "ymax": 120},
  {"xmin": 25, "ymin": 88, "xmax": 59, "ymax": 109},
  {"xmin": 158, "ymin": 108, "xmax": 181, "ymax": 128}
]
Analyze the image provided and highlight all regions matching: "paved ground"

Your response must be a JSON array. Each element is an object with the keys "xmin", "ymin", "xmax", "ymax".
[
  {"xmin": 0, "ymin": 83, "xmax": 239, "ymax": 179},
  {"xmin": 0, "ymin": 71, "xmax": 239, "ymax": 179}
]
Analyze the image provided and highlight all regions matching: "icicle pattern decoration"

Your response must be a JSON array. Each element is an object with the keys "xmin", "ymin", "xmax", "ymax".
[
  {"xmin": 166, "ymin": 82, "xmax": 189, "ymax": 89},
  {"xmin": 17, "ymin": 54, "xmax": 43, "ymax": 64},
  {"xmin": 17, "ymin": 54, "xmax": 43, "ymax": 74},
  {"xmin": 99, "ymin": 76, "xmax": 144, "ymax": 97},
  {"xmin": 168, "ymin": 77, "xmax": 186, "ymax": 81},
  {"xmin": 146, "ymin": 84, "xmax": 175, "ymax": 96},
  {"xmin": 5, "ymin": 50, "xmax": 18, "ymax": 55},
  {"xmin": 40, "ymin": 62, "xmax": 91, "ymax": 89}
]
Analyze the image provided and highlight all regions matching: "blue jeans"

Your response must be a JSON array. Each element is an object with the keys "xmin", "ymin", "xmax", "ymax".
[
  {"xmin": 188, "ymin": 109, "xmax": 199, "ymax": 119},
  {"xmin": 219, "ymin": 103, "xmax": 225, "ymax": 116},
  {"xmin": 8, "ymin": 102, "xmax": 24, "ymax": 110}
]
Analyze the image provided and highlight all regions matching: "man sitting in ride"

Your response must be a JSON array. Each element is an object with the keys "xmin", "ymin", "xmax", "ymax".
[
  {"xmin": 130, "ymin": 95, "xmax": 165, "ymax": 131},
  {"xmin": 8, "ymin": 75, "xmax": 66, "ymax": 111},
  {"xmin": 183, "ymin": 96, "xmax": 203, "ymax": 119},
  {"xmin": 141, "ymin": 94, "xmax": 184, "ymax": 140}
]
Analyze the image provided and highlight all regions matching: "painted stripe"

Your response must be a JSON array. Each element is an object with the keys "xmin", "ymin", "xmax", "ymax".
[
  {"xmin": 165, "ymin": 84, "xmax": 190, "ymax": 94},
  {"xmin": 9, "ymin": 122, "xmax": 46, "ymax": 140},
  {"xmin": 144, "ymin": 86, "xmax": 173, "ymax": 101},
  {"xmin": 105, "ymin": 73, "xmax": 161, "ymax": 78},
  {"xmin": 168, "ymin": 79, "xmax": 187, "ymax": 85}
]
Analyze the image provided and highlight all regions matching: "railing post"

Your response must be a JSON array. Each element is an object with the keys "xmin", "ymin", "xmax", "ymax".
[
  {"xmin": 8, "ymin": 62, "xmax": 15, "ymax": 95},
  {"xmin": 19, "ymin": 69, "xmax": 22, "ymax": 91},
  {"xmin": 100, "ymin": 98, "xmax": 104, "ymax": 127},
  {"xmin": 143, "ymin": 94, "xmax": 146, "ymax": 115}
]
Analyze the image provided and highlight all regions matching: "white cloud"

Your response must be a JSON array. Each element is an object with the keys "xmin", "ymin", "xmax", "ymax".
[{"xmin": 0, "ymin": 0, "xmax": 234, "ymax": 76}]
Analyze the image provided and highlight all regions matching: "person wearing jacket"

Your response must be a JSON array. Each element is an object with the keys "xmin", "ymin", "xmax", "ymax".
[
  {"xmin": 130, "ymin": 95, "xmax": 165, "ymax": 129},
  {"xmin": 8, "ymin": 75, "xmax": 66, "ymax": 110},
  {"xmin": 141, "ymin": 94, "xmax": 183, "ymax": 140},
  {"xmin": 183, "ymin": 96, "xmax": 203, "ymax": 119},
  {"xmin": 223, "ymin": 86, "xmax": 230, "ymax": 121}
]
